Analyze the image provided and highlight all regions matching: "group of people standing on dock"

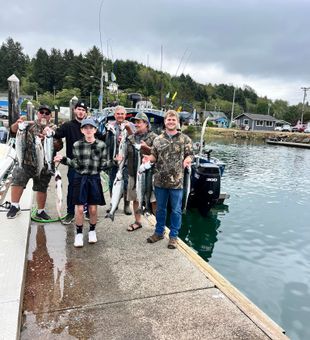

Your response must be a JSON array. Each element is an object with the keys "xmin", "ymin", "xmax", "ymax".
[{"xmin": 7, "ymin": 102, "xmax": 193, "ymax": 250}]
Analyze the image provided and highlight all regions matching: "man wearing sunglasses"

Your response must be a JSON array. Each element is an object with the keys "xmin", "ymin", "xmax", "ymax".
[{"xmin": 7, "ymin": 104, "xmax": 57, "ymax": 220}]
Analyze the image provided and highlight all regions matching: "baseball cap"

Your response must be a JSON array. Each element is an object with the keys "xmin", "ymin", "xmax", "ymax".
[
  {"xmin": 75, "ymin": 101, "xmax": 88, "ymax": 112},
  {"xmin": 131, "ymin": 112, "xmax": 149, "ymax": 124},
  {"xmin": 81, "ymin": 117, "xmax": 98, "ymax": 128},
  {"xmin": 38, "ymin": 104, "xmax": 51, "ymax": 113}
]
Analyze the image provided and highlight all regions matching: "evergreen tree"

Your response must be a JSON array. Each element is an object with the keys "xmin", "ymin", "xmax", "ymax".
[{"xmin": 0, "ymin": 37, "xmax": 29, "ymax": 89}]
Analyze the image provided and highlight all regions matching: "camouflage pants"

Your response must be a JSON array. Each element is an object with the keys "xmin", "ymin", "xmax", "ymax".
[{"xmin": 11, "ymin": 164, "xmax": 52, "ymax": 193}]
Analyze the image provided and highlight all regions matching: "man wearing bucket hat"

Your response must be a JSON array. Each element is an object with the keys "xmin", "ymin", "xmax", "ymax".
[
  {"xmin": 54, "ymin": 117, "xmax": 107, "ymax": 247},
  {"xmin": 125, "ymin": 112, "xmax": 157, "ymax": 231}
]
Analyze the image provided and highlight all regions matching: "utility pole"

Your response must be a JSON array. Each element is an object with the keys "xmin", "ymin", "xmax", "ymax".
[
  {"xmin": 230, "ymin": 87, "xmax": 236, "ymax": 128},
  {"xmin": 301, "ymin": 87, "xmax": 310, "ymax": 124},
  {"xmin": 267, "ymin": 102, "xmax": 272, "ymax": 116},
  {"xmin": 99, "ymin": 63, "xmax": 104, "ymax": 112}
]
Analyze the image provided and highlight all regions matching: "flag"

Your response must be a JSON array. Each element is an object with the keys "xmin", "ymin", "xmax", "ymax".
[
  {"xmin": 165, "ymin": 92, "xmax": 170, "ymax": 99},
  {"xmin": 111, "ymin": 72, "xmax": 116, "ymax": 82},
  {"xmin": 176, "ymin": 106, "xmax": 182, "ymax": 112},
  {"xmin": 172, "ymin": 91, "xmax": 177, "ymax": 101}
]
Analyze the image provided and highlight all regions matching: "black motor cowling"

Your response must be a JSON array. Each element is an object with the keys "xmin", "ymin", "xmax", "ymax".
[{"xmin": 190, "ymin": 163, "xmax": 221, "ymax": 216}]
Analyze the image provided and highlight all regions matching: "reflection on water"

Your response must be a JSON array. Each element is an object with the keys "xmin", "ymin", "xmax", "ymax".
[
  {"xmin": 180, "ymin": 138, "xmax": 310, "ymax": 340},
  {"xmin": 180, "ymin": 205, "xmax": 229, "ymax": 262},
  {"xmin": 24, "ymin": 223, "xmax": 67, "ymax": 315}
]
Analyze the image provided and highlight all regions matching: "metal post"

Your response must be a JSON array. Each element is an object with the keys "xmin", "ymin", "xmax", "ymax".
[
  {"xmin": 70, "ymin": 96, "xmax": 78, "ymax": 120},
  {"xmin": 54, "ymin": 105, "xmax": 59, "ymax": 126},
  {"xmin": 7, "ymin": 74, "xmax": 20, "ymax": 127},
  {"xmin": 26, "ymin": 101, "xmax": 33, "ymax": 121}
]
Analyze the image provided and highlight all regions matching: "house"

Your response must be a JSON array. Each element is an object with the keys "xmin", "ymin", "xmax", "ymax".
[
  {"xmin": 203, "ymin": 111, "xmax": 229, "ymax": 128},
  {"xmin": 234, "ymin": 113, "xmax": 277, "ymax": 131}
]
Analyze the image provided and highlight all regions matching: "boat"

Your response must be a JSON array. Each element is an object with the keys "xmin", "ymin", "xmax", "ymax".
[
  {"xmin": 0, "ymin": 139, "xmax": 16, "ymax": 204},
  {"xmin": 185, "ymin": 118, "xmax": 229, "ymax": 217}
]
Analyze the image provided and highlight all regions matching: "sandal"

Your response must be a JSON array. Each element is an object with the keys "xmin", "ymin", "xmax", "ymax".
[{"xmin": 127, "ymin": 221, "xmax": 142, "ymax": 232}]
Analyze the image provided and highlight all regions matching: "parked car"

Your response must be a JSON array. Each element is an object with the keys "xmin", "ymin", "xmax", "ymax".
[
  {"xmin": 291, "ymin": 124, "xmax": 305, "ymax": 133},
  {"xmin": 0, "ymin": 110, "xmax": 8, "ymax": 119},
  {"xmin": 281, "ymin": 124, "xmax": 292, "ymax": 132},
  {"xmin": 304, "ymin": 127, "xmax": 310, "ymax": 133},
  {"xmin": 274, "ymin": 126, "xmax": 282, "ymax": 131}
]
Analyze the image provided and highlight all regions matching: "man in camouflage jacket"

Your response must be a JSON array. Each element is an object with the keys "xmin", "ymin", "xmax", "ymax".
[{"xmin": 143, "ymin": 110, "xmax": 193, "ymax": 249}]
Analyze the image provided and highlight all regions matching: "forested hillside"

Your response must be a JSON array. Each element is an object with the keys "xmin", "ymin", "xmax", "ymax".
[{"xmin": 0, "ymin": 37, "xmax": 308, "ymax": 124}]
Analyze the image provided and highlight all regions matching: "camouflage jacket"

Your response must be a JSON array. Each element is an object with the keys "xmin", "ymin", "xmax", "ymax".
[
  {"xmin": 23, "ymin": 121, "xmax": 57, "ymax": 167},
  {"xmin": 151, "ymin": 131, "xmax": 193, "ymax": 189},
  {"xmin": 127, "ymin": 130, "xmax": 157, "ymax": 177}
]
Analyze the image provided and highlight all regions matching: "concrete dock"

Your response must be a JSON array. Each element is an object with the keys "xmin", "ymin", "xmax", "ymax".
[{"xmin": 0, "ymin": 167, "xmax": 288, "ymax": 339}]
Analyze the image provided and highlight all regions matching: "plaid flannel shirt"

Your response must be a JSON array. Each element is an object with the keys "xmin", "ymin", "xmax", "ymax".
[{"xmin": 62, "ymin": 138, "xmax": 107, "ymax": 175}]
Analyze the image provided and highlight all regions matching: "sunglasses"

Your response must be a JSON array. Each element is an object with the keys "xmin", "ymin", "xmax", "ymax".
[{"xmin": 39, "ymin": 111, "xmax": 51, "ymax": 115}]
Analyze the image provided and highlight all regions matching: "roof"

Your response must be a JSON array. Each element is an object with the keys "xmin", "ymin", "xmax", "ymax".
[
  {"xmin": 204, "ymin": 111, "xmax": 228, "ymax": 119},
  {"xmin": 234, "ymin": 113, "xmax": 277, "ymax": 122}
]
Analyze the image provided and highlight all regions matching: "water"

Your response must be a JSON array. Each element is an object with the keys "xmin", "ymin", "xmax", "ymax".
[{"xmin": 179, "ymin": 139, "xmax": 310, "ymax": 340}]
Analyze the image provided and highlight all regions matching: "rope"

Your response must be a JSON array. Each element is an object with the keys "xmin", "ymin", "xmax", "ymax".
[{"xmin": 31, "ymin": 208, "xmax": 66, "ymax": 223}]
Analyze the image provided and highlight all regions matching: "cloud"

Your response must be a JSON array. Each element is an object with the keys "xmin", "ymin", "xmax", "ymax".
[{"xmin": 0, "ymin": 0, "xmax": 309, "ymax": 104}]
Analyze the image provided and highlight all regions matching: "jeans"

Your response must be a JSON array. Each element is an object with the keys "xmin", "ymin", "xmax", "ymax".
[
  {"xmin": 67, "ymin": 167, "xmax": 76, "ymax": 215},
  {"xmin": 154, "ymin": 186, "xmax": 183, "ymax": 239}
]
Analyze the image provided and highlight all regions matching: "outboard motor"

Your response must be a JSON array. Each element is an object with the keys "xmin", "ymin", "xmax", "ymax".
[{"xmin": 190, "ymin": 153, "xmax": 221, "ymax": 216}]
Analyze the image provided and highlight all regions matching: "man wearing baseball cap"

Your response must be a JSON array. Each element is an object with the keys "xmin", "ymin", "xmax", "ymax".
[{"xmin": 125, "ymin": 112, "xmax": 157, "ymax": 231}]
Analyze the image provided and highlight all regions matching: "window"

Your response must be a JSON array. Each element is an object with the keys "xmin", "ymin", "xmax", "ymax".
[
  {"xmin": 243, "ymin": 119, "xmax": 249, "ymax": 125},
  {"xmin": 265, "ymin": 121, "xmax": 273, "ymax": 127},
  {"xmin": 256, "ymin": 120, "xmax": 263, "ymax": 126}
]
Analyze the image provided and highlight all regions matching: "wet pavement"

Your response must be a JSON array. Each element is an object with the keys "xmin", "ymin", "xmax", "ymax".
[{"xmin": 20, "ymin": 168, "xmax": 287, "ymax": 340}]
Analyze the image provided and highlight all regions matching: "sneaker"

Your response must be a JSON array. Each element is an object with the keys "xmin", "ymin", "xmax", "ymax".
[
  {"xmin": 7, "ymin": 205, "xmax": 21, "ymax": 219},
  {"xmin": 147, "ymin": 233, "xmax": 164, "ymax": 243},
  {"xmin": 168, "ymin": 238, "xmax": 178, "ymax": 249},
  {"xmin": 36, "ymin": 210, "xmax": 51, "ymax": 220},
  {"xmin": 88, "ymin": 230, "xmax": 97, "ymax": 244},
  {"xmin": 74, "ymin": 233, "xmax": 84, "ymax": 247},
  {"xmin": 62, "ymin": 213, "xmax": 75, "ymax": 225}
]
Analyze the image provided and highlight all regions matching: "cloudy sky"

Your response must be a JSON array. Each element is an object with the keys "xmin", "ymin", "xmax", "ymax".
[{"xmin": 0, "ymin": 0, "xmax": 309, "ymax": 104}]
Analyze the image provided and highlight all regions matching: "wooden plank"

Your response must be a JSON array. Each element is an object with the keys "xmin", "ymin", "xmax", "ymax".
[{"xmin": 266, "ymin": 140, "xmax": 310, "ymax": 149}]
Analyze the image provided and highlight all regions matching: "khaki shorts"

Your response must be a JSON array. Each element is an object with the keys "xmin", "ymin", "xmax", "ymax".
[{"xmin": 127, "ymin": 175, "xmax": 156, "ymax": 202}]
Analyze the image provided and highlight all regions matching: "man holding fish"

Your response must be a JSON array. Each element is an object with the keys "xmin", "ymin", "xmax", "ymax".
[
  {"xmin": 143, "ymin": 110, "xmax": 193, "ymax": 249},
  {"xmin": 7, "ymin": 105, "xmax": 59, "ymax": 220},
  {"xmin": 105, "ymin": 105, "xmax": 134, "ymax": 216},
  {"xmin": 125, "ymin": 112, "xmax": 157, "ymax": 231}
]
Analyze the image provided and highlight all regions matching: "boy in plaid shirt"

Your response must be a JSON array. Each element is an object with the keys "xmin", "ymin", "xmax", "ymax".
[{"xmin": 54, "ymin": 117, "xmax": 107, "ymax": 247}]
